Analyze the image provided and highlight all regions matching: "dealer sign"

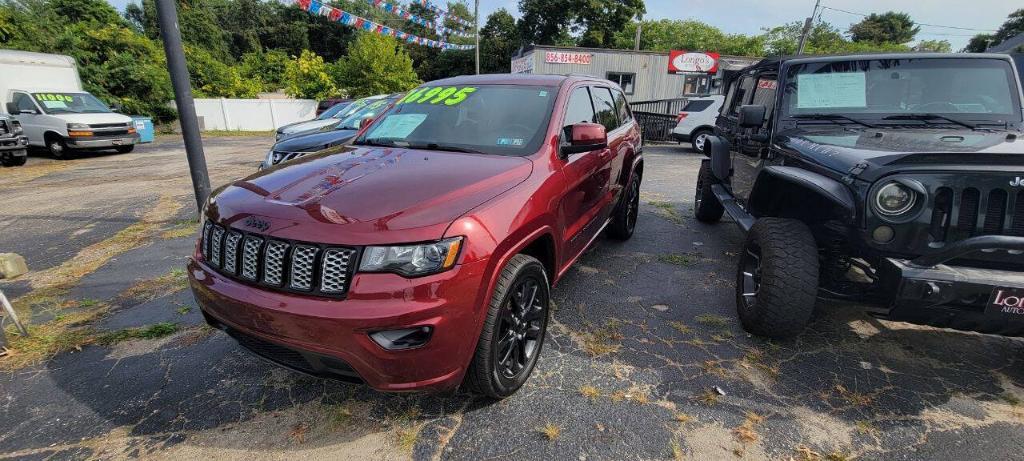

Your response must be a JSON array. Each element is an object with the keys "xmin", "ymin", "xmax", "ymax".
[
  {"xmin": 545, "ymin": 51, "xmax": 591, "ymax": 65},
  {"xmin": 668, "ymin": 51, "xmax": 720, "ymax": 74}
]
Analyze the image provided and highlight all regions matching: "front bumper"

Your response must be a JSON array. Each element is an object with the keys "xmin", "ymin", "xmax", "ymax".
[
  {"xmin": 877, "ymin": 235, "xmax": 1024, "ymax": 336},
  {"xmin": 66, "ymin": 133, "xmax": 140, "ymax": 149},
  {"xmin": 188, "ymin": 256, "xmax": 488, "ymax": 392},
  {"xmin": 0, "ymin": 135, "xmax": 28, "ymax": 152}
]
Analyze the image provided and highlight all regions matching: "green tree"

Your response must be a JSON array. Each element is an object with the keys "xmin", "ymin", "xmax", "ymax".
[
  {"xmin": 762, "ymin": 21, "xmax": 909, "ymax": 56},
  {"xmin": 284, "ymin": 49, "xmax": 342, "ymax": 100},
  {"xmin": 913, "ymin": 39, "xmax": 951, "ymax": 52},
  {"xmin": 517, "ymin": 0, "xmax": 575, "ymax": 45},
  {"xmin": 240, "ymin": 50, "xmax": 290, "ymax": 92},
  {"xmin": 50, "ymin": 0, "xmax": 124, "ymax": 25},
  {"xmin": 611, "ymin": 19, "xmax": 764, "ymax": 56},
  {"xmin": 480, "ymin": 9, "xmax": 521, "ymax": 73},
  {"xmin": 185, "ymin": 46, "xmax": 262, "ymax": 98},
  {"xmin": 575, "ymin": 0, "xmax": 645, "ymax": 48},
  {"xmin": 962, "ymin": 34, "xmax": 995, "ymax": 52},
  {"xmin": 334, "ymin": 33, "xmax": 420, "ymax": 98},
  {"xmin": 848, "ymin": 11, "xmax": 919, "ymax": 44},
  {"xmin": 966, "ymin": 9, "xmax": 1024, "ymax": 52}
]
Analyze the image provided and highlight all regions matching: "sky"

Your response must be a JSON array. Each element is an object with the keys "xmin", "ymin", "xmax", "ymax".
[{"xmin": 106, "ymin": 0, "xmax": 1017, "ymax": 50}]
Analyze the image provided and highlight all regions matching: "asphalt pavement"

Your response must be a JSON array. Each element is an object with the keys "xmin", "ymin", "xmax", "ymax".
[{"xmin": 1, "ymin": 138, "xmax": 1022, "ymax": 460}]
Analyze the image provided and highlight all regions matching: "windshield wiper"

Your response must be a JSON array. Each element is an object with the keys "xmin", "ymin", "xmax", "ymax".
[
  {"xmin": 881, "ymin": 113, "xmax": 977, "ymax": 130},
  {"xmin": 408, "ymin": 143, "xmax": 485, "ymax": 154},
  {"xmin": 791, "ymin": 113, "xmax": 876, "ymax": 128},
  {"xmin": 352, "ymin": 138, "xmax": 396, "ymax": 147}
]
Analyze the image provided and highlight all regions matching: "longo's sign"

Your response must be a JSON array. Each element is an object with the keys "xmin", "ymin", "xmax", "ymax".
[{"xmin": 668, "ymin": 51, "xmax": 719, "ymax": 74}]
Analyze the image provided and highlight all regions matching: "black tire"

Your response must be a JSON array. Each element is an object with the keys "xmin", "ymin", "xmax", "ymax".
[
  {"xmin": 1, "ymin": 155, "xmax": 27, "ymax": 167},
  {"xmin": 115, "ymin": 145, "xmax": 135, "ymax": 154},
  {"xmin": 464, "ymin": 254, "xmax": 550, "ymax": 399},
  {"xmin": 46, "ymin": 135, "xmax": 70, "ymax": 160},
  {"xmin": 736, "ymin": 218, "xmax": 819, "ymax": 339},
  {"xmin": 691, "ymin": 128, "xmax": 713, "ymax": 155},
  {"xmin": 694, "ymin": 161, "xmax": 724, "ymax": 223},
  {"xmin": 607, "ymin": 170, "xmax": 641, "ymax": 240}
]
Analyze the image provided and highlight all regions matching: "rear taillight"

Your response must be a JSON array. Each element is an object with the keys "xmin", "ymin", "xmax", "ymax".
[{"xmin": 676, "ymin": 112, "xmax": 689, "ymax": 123}]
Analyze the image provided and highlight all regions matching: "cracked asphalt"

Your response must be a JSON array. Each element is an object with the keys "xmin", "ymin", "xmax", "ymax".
[{"xmin": 1, "ymin": 137, "xmax": 1023, "ymax": 460}]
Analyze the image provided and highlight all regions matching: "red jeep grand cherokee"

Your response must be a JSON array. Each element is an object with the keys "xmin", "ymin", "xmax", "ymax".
[{"xmin": 188, "ymin": 74, "xmax": 643, "ymax": 397}]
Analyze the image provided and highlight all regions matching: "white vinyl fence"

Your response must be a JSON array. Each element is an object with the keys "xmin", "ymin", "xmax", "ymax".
[{"xmin": 193, "ymin": 98, "xmax": 317, "ymax": 131}]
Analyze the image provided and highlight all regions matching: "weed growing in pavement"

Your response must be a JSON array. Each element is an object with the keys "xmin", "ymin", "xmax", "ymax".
[
  {"xmin": 670, "ymin": 439, "xmax": 684, "ymax": 459},
  {"xmin": 289, "ymin": 422, "xmax": 309, "ymax": 444},
  {"xmin": 175, "ymin": 305, "xmax": 192, "ymax": 315},
  {"xmin": 579, "ymin": 385, "xmax": 601, "ymax": 400},
  {"xmin": 540, "ymin": 422, "xmax": 561, "ymax": 441},
  {"xmin": 160, "ymin": 220, "xmax": 198, "ymax": 239},
  {"xmin": 117, "ymin": 268, "xmax": 190, "ymax": 303},
  {"xmin": 833, "ymin": 383, "xmax": 874, "ymax": 407},
  {"xmin": 674, "ymin": 412, "xmax": 694, "ymax": 424},
  {"xmin": 647, "ymin": 201, "xmax": 684, "ymax": 224},
  {"xmin": 695, "ymin": 314, "xmax": 730, "ymax": 328},
  {"xmin": 582, "ymin": 319, "xmax": 624, "ymax": 357},
  {"xmin": 658, "ymin": 253, "xmax": 696, "ymax": 266},
  {"xmin": 1001, "ymin": 393, "xmax": 1021, "ymax": 406},
  {"xmin": 95, "ymin": 322, "xmax": 179, "ymax": 345},
  {"xmin": 733, "ymin": 411, "xmax": 765, "ymax": 444},
  {"xmin": 668, "ymin": 321, "xmax": 692, "ymax": 335},
  {"xmin": 855, "ymin": 420, "xmax": 878, "ymax": 436},
  {"xmin": 696, "ymin": 389, "xmax": 719, "ymax": 406}
]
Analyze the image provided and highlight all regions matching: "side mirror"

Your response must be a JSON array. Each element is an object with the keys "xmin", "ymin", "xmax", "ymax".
[
  {"xmin": 737, "ymin": 105, "xmax": 766, "ymax": 128},
  {"xmin": 6, "ymin": 102, "xmax": 33, "ymax": 115},
  {"xmin": 560, "ymin": 122, "xmax": 607, "ymax": 156},
  {"xmin": 110, "ymin": 104, "xmax": 122, "ymax": 113}
]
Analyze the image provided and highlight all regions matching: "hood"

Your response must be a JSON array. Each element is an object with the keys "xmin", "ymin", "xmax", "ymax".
[
  {"xmin": 208, "ymin": 146, "xmax": 534, "ymax": 245},
  {"xmin": 776, "ymin": 127, "xmax": 1024, "ymax": 174},
  {"xmin": 272, "ymin": 128, "xmax": 359, "ymax": 153},
  {"xmin": 55, "ymin": 113, "xmax": 132, "ymax": 124},
  {"xmin": 277, "ymin": 118, "xmax": 338, "ymax": 136}
]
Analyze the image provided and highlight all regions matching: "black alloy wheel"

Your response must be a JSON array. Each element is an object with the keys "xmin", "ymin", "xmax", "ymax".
[
  {"xmin": 494, "ymin": 276, "xmax": 548, "ymax": 381},
  {"xmin": 608, "ymin": 170, "xmax": 641, "ymax": 240}
]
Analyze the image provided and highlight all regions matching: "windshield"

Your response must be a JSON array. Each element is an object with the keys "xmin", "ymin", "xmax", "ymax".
[
  {"xmin": 780, "ymin": 58, "xmax": 1022, "ymax": 124},
  {"xmin": 334, "ymin": 97, "xmax": 395, "ymax": 130},
  {"xmin": 316, "ymin": 102, "xmax": 350, "ymax": 120},
  {"xmin": 355, "ymin": 85, "xmax": 556, "ymax": 156},
  {"xmin": 32, "ymin": 92, "xmax": 112, "ymax": 114}
]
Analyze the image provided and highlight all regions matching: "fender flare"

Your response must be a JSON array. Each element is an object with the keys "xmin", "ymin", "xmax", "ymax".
[{"xmin": 748, "ymin": 166, "xmax": 856, "ymax": 221}]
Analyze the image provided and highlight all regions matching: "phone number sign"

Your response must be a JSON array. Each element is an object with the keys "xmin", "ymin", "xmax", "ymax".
[{"xmin": 545, "ymin": 51, "xmax": 591, "ymax": 65}]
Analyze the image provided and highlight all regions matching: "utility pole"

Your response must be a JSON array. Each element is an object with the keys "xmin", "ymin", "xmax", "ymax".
[
  {"xmin": 474, "ymin": 0, "xmax": 480, "ymax": 74},
  {"xmin": 796, "ymin": 0, "xmax": 820, "ymax": 55},
  {"xmin": 156, "ymin": 0, "xmax": 211, "ymax": 214},
  {"xmin": 634, "ymin": 23, "xmax": 642, "ymax": 51}
]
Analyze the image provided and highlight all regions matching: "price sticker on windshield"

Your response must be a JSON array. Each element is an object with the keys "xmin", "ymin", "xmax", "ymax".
[{"xmin": 398, "ymin": 86, "xmax": 477, "ymax": 106}]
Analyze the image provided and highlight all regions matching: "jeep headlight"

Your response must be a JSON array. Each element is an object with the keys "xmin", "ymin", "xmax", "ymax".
[
  {"xmin": 359, "ymin": 237, "xmax": 462, "ymax": 277},
  {"xmin": 874, "ymin": 182, "xmax": 916, "ymax": 216}
]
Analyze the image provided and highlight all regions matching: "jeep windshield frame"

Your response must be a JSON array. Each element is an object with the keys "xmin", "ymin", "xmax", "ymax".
[{"xmin": 779, "ymin": 56, "xmax": 1023, "ymax": 128}]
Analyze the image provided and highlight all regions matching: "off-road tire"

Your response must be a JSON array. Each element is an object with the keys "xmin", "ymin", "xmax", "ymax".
[
  {"xmin": 1, "ymin": 155, "xmax": 27, "ymax": 167},
  {"xmin": 607, "ymin": 170, "xmax": 641, "ymax": 240},
  {"xmin": 691, "ymin": 128, "xmax": 712, "ymax": 156},
  {"xmin": 736, "ymin": 218, "xmax": 818, "ymax": 339},
  {"xmin": 694, "ymin": 161, "xmax": 724, "ymax": 223},
  {"xmin": 464, "ymin": 254, "xmax": 550, "ymax": 399},
  {"xmin": 115, "ymin": 145, "xmax": 135, "ymax": 154}
]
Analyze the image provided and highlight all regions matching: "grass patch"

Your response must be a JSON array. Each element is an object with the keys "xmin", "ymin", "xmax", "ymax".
[
  {"xmin": 658, "ymin": 253, "xmax": 696, "ymax": 266},
  {"xmin": 694, "ymin": 314, "xmax": 730, "ymax": 328},
  {"xmin": 701, "ymin": 360, "xmax": 730, "ymax": 378},
  {"xmin": 855, "ymin": 420, "xmax": 878, "ymax": 436},
  {"xmin": 668, "ymin": 321, "xmax": 692, "ymax": 335},
  {"xmin": 1001, "ymin": 393, "xmax": 1021, "ymax": 406},
  {"xmin": 732, "ymin": 411, "xmax": 765, "ymax": 444},
  {"xmin": 118, "ymin": 268, "xmax": 189, "ymax": 303},
  {"xmin": 539, "ymin": 422, "xmax": 561, "ymax": 441},
  {"xmin": 696, "ymin": 389, "xmax": 720, "ymax": 406},
  {"xmin": 160, "ymin": 220, "xmax": 198, "ymax": 239},
  {"xmin": 397, "ymin": 426, "xmax": 420, "ymax": 452},
  {"xmin": 175, "ymin": 305, "xmax": 192, "ymax": 315},
  {"xmin": 674, "ymin": 412, "xmax": 694, "ymax": 424},
  {"xmin": 648, "ymin": 201, "xmax": 683, "ymax": 224},
  {"xmin": 670, "ymin": 439, "xmax": 684, "ymax": 460},
  {"xmin": 95, "ymin": 322, "xmax": 179, "ymax": 345},
  {"xmin": 834, "ymin": 383, "xmax": 874, "ymax": 407},
  {"xmin": 581, "ymin": 319, "xmax": 624, "ymax": 357}
]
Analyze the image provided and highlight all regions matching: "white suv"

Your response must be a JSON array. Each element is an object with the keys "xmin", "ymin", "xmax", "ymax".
[{"xmin": 671, "ymin": 95, "xmax": 724, "ymax": 152}]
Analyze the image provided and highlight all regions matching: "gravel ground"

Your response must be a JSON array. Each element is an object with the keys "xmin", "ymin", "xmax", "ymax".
[{"xmin": 1, "ymin": 138, "xmax": 1022, "ymax": 461}]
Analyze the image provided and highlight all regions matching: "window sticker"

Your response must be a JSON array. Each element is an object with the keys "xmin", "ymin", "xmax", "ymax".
[
  {"xmin": 797, "ymin": 72, "xmax": 866, "ymax": 108},
  {"xmin": 539, "ymin": 90, "xmax": 548, "ymax": 97},
  {"xmin": 496, "ymin": 137, "xmax": 525, "ymax": 146},
  {"xmin": 398, "ymin": 86, "xmax": 477, "ymax": 106},
  {"xmin": 41, "ymin": 100, "xmax": 68, "ymax": 109},
  {"xmin": 366, "ymin": 113, "xmax": 427, "ymax": 139}
]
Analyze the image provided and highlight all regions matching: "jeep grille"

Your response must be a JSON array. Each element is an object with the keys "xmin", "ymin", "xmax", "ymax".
[
  {"xmin": 928, "ymin": 186, "xmax": 1024, "ymax": 242},
  {"xmin": 200, "ymin": 222, "xmax": 357, "ymax": 297}
]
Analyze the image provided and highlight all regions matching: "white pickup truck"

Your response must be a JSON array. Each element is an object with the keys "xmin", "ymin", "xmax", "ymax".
[{"xmin": 0, "ymin": 50, "xmax": 138, "ymax": 159}]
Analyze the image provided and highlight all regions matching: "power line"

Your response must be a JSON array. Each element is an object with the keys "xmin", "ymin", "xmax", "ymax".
[{"xmin": 819, "ymin": 5, "xmax": 997, "ymax": 32}]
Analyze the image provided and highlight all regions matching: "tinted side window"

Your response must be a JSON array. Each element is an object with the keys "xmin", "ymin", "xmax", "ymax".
[
  {"xmin": 13, "ymin": 93, "xmax": 35, "ymax": 112},
  {"xmin": 728, "ymin": 76, "xmax": 756, "ymax": 116},
  {"xmin": 591, "ymin": 86, "xmax": 619, "ymax": 132},
  {"xmin": 612, "ymin": 88, "xmax": 631, "ymax": 123},
  {"xmin": 683, "ymin": 99, "xmax": 714, "ymax": 112},
  {"xmin": 563, "ymin": 87, "xmax": 596, "ymax": 139}
]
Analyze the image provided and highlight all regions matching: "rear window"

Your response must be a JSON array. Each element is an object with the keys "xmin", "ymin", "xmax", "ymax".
[{"xmin": 682, "ymin": 99, "xmax": 715, "ymax": 112}]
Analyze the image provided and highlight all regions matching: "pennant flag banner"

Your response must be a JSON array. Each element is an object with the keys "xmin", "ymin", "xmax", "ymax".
[
  {"xmin": 364, "ymin": 0, "xmax": 474, "ymax": 38},
  {"xmin": 293, "ymin": 0, "xmax": 474, "ymax": 50},
  {"xmin": 413, "ymin": 0, "xmax": 473, "ymax": 29}
]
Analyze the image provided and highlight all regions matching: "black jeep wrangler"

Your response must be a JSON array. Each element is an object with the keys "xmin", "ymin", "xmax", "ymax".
[{"xmin": 695, "ymin": 53, "xmax": 1024, "ymax": 339}]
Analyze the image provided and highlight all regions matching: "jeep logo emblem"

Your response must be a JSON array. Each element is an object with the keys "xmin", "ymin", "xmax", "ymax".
[
  {"xmin": 1011, "ymin": 176, "xmax": 1023, "ymax": 187},
  {"xmin": 243, "ymin": 216, "xmax": 270, "ymax": 232}
]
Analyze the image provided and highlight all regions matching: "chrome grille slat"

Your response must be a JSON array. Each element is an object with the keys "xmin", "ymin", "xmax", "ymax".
[
  {"xmin": 223, "ymin": 232, "xmax": 242, "ymax": 274},
  {"xmin": 263, "ymin": 241, "xmax": 289, "ymax": 286},
  {"xmin": 241, "ymin": 236, "xmax": 263, "ymax": 280},
  {"xmin": 289, "ymin": 246, "xmax": 318, "ymax": 290},
  {"xmin": 201, "ymin": 221, "xmax": 213, "ymax": 260},
  {"xmin": 321, "ymin": 249, "xmax": 355, "ymax": 293},
  {"xmin": 210, "ymin": 226, "xmax": 225, "ymax": 267}
]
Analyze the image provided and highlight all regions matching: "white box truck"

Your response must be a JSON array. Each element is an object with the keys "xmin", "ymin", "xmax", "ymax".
[{"xmin": 0, "ymin": 50, "xmax": 139, "ymax": 159}]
